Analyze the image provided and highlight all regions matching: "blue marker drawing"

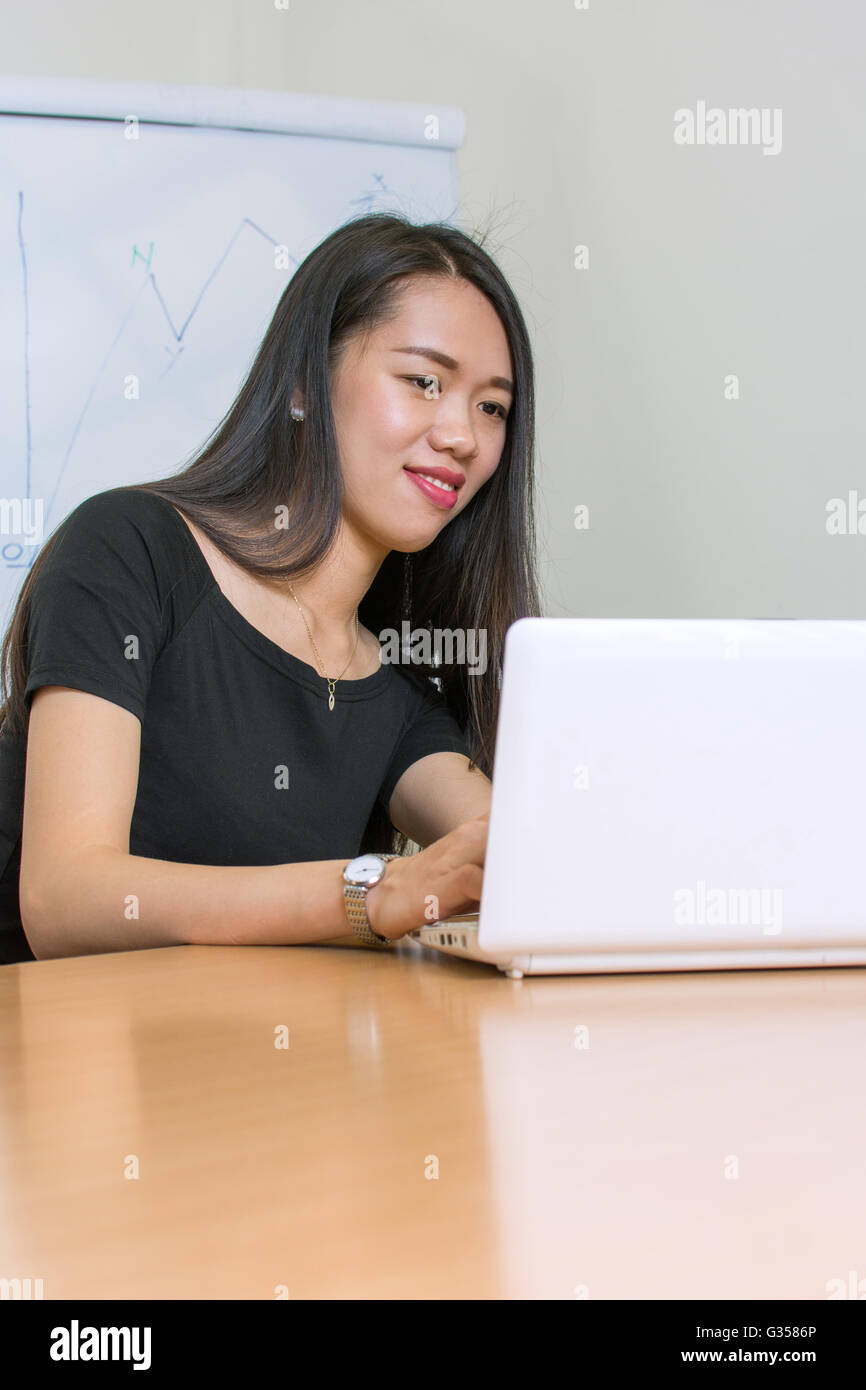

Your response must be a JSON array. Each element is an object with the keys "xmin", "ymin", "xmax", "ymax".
[
  {"xmin": 131, "ymin": 241, "xmax": 154, "ymax": 272},
  {"xmin": 9, "ymin": 175, "xmax": 396, "ymax": 569},
  {"xmin": 16, "ymin": 191, "xmax": 32, "ymax": 510},
  {"xmin": 350, "ymin": 173, "xmax": 392, "ymax": 213},
  {"xmin": 11, "ymin": 196, "xmax": 299, "ymax": 559}
]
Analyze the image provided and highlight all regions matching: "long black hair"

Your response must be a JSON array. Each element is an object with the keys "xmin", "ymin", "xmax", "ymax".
[{"xmin": 1, "ymin": 212, "xmax": 542, "ymax": 855}]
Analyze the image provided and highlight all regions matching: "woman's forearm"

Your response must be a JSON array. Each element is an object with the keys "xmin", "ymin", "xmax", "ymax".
[{"xmin": 23, "ymin": 846, "xmax": 358, "ymax": 959}]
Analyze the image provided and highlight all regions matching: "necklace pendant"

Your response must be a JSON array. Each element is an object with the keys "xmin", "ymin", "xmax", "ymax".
[{"xmin": 327, "ymin": 681, "xmax": 336, "ymax": 712}]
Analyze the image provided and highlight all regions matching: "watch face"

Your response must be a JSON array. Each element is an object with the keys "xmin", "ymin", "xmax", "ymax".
[{"xmin": 344, "ymin": 854, "xmax": 386, "ymax": 887}]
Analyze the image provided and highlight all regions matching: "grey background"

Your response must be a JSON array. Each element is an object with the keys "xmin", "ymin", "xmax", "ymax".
[{"xmin": 5, "ymin": 0, "xmax": 864, "ymax": 618}]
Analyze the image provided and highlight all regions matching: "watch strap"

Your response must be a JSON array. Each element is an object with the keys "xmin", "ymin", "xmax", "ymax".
[{"xmin": 344, "ymin": 854, "xmax": 400, "ymax": 947}]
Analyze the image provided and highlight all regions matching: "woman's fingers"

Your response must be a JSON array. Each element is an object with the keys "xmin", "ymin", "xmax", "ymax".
[{"xmin": 368, "ymin": 815, "xmax": 489, "ymax": 940}]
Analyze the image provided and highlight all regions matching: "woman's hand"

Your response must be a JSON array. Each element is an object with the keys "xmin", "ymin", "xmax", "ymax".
[{"xmin": 365, "ymin": 813, "xmax": 489, "ymax": 941}]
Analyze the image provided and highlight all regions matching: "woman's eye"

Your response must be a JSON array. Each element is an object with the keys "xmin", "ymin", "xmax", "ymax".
[
  {"xmin": 407, "ymin": 374, "xmax": 440, "ymax": 397},
  {"xmin": 406, "ymin": 376, "xmax": 508, "ymax": 420}
]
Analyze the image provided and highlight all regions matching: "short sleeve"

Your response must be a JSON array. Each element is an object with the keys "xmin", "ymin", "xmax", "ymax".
[
  {"xmin": 24, "ymin": 491, "xmax": 167, "ymax": 723},
  {"xmin": 376, "ymin": 677, "xmax": 471, "ymax": 813}
]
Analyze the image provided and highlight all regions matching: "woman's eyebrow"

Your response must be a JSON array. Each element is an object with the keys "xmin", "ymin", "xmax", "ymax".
[{"xmin": 389, "ymin": 344, "xmax": 514, "ymax": 395}]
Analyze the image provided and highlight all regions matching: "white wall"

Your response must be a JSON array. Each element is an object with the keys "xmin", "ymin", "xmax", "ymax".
[{"xmin": 5, "ymin": 0, "xmax": 864, "ymax": 618}]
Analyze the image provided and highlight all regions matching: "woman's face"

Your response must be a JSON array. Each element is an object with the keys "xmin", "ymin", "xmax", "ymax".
[{"xmin": 328, "ymin": 275, "xmax": 513, "ymax": 555}]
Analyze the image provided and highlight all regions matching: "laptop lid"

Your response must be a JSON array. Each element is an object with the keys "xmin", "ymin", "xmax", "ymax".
[{"xmin": 478, "ymin": 618, "xmax": 866, "ymax": 957}]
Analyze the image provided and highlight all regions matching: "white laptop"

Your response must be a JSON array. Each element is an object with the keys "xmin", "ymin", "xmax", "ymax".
[{"xmin": 410, "ymin": 617, "xmax": 866, "ymax": 977}]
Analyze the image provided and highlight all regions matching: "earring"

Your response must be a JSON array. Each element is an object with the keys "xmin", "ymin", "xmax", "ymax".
[{"xmin": 290, "ymin": 405, "xmax": 305, "ymax": 420}]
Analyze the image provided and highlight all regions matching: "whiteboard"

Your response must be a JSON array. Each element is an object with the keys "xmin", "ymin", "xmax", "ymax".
[{"xmin": 0, "ymin": 75, "xmax": 465, "ymax": 628}]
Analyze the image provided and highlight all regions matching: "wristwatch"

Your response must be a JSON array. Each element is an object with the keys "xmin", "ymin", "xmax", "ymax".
[{"xmin": 342, "ymin": 853, "xmax": 400, "ymax": 947}]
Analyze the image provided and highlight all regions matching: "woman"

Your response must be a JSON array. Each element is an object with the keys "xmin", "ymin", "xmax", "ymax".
[{"xmin": 0, "ymin": 212, "xmax": 540, "ymax": 964}]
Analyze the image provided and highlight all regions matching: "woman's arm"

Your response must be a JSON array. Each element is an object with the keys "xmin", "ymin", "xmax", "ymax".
[
  {"xmin": 19, "ymin": 687, "xmax": 370, "ymax": 958},
  {"xmin": 20, "ymin": 687, "xmax": 487, "ymax": 958},
  {"xmin": 387, "ymin": 750, "xmax": 492, "ymax": 848}
]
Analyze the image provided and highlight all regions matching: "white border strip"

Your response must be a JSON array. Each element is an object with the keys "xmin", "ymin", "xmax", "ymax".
[{"xmin": 0, "ymin": 73, "xmax": 465, "ymax": 149}]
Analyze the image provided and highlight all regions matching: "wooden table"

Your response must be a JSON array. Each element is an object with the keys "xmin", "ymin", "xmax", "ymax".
[{"xmin": 1, "ymin": 941, "xmax": 864, "ymax": 1300}]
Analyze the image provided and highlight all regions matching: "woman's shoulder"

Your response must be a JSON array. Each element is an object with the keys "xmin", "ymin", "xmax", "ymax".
[
  {"xmin": 42, "ymin": 486, "xmax": 196, "ymax": 607},
  {"xmin": 62, "ymin": 485, "xmax": 175, "ymax": 531},
  {"xmin": 51, "ymin": 486, "xmax": 190, "ymax": 569},
  {"xmin": 34, "ymin": 486, "xmax": 210, "ymax": 649}
]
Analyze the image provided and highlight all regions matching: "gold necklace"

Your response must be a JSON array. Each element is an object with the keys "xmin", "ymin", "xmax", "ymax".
[{"xmin": 287, "ymin": 582, "xmax": 360, "ymax": 711}]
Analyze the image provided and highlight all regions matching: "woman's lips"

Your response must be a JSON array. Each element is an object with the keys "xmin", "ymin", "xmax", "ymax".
[{"xmin": 403, "ymin": 467, "xmax": 459, "ymax": 510}]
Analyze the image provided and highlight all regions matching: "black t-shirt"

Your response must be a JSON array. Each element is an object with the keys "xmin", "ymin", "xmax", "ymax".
[{"xmin": 0, "ymin": 486, "xmax": 470, "ymax": 964}]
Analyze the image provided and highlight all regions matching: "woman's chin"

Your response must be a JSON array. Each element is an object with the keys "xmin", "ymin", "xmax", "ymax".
[{"xmin": 377, "ymin": 524, "xmax": 443, "ymax": 555}]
